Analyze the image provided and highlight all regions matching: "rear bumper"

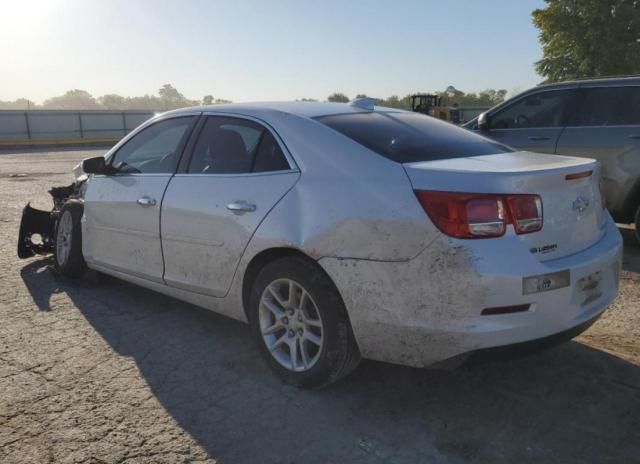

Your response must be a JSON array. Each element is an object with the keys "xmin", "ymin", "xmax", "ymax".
[
  {"xmin": 319, "ymin": 215, "xmax": 623, "ymax": 368},
  {"xmin": 457, "ymin": 310, "xmax": 602, "ymax": 366}
]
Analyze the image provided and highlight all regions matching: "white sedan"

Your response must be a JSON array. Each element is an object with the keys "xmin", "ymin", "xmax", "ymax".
[{"xmin": 18, "ymin": 100, "xmax": 623, "ymax": 387}]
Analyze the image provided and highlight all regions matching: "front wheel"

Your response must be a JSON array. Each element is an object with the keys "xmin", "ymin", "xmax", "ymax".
[
  {"xmin": 54, "ymin": 202, "xmax": 87, "ymax": 278},
  {"xmin": 249, "ymin": 256, "xmax": 360, "ymax": 388}
]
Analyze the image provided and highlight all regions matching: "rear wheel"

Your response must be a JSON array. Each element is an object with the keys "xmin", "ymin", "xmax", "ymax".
[
  {"xmin": 54, "ymin": 202, "xmax": 87, "ymax": 278},
  {"xmin": 249, "ymin": 256, "xmax": 360, "ymax": 388}
]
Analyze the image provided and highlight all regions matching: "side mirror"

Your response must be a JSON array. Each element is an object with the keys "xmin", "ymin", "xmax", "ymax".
[
  {"xmin": 82, "ymin": 156, "xmax": 107, "ymax": 175},
  {"xmin": 478, "ymin": 112, "xmax": 489, "ymax": 131}
]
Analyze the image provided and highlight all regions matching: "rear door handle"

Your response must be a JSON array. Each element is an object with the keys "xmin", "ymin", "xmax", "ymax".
[
  {"xmin": 227, "ymin": 200, "xmax": 256, "ymax": 213},
  {"xmin": 528, "ymin": 135, "xmax": 551, "ymax": 141},
  {"xmin": 137, "ymin": 196, "xmax": 157, "ymax": 207}
]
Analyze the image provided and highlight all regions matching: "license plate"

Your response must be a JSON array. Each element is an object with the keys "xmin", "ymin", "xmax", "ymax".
[{"xmin": 522, "ymin": 270, "xmax": 571, "ymax": 295}]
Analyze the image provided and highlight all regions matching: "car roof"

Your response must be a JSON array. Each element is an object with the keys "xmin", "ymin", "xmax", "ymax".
[
  {"xmin": 535, "ymin": 75, "xmax": 640, "ymax": 90},
  {"xmin": 165, "ymin": 101, "xmax": 405, "ymax": 119}
]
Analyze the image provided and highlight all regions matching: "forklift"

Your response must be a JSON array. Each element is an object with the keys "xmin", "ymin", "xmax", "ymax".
[{"xmin": 410, "ymin": 94, "xmax": 460, "ymax": 124}]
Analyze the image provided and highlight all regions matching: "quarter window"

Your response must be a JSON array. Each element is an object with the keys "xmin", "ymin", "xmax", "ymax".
[
  {"xmin": 572, "ymin": 87, "xmax": 640, "ymax": 126},
  {"xmin": 489, "ymin": 90, "xmax": 574, "ymax": 129},
  {"xmin": 253, "ymin": 130, "xmax": 290, "ymax": 172},
  {"xmin": 111, "ymin": 117, "xmax": 194, "ymax": 174},
  {"xmin": 188, "ymin": 117, "xmax": 289, "ymax": 174}
]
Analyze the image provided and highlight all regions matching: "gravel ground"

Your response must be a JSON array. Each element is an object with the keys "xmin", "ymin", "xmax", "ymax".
[{"xmin": 1, "ymin": 149, "xmax": 639, "ymax": 464}]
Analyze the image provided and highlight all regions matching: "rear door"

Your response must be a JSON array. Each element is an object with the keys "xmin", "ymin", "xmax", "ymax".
[
  {"xmin": 483, "ymin": 88, "xmax": 577, "ymax": 153},
  {"xmin": 161, "ymin": 115, "xmax": 299, "ymax": 297},
  {"xmin": 83, "ymin": 115, "xmax": 196, "ymax": 282},
  {"xmin": 556, "ymin": 85, "xmax": 640, "ymax": 218}
]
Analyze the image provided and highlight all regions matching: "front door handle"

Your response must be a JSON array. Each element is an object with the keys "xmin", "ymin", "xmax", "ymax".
[
  {"xmin": 137, "ymin": 196, "xmax": 157, "ymax": 207},
  {"xmin": 227, "ymin": 200, "xmax": 256, "ymax": 213},
  {"xmin": 528, "ymin": 135, "xmax": 551, "ymax": 141}
]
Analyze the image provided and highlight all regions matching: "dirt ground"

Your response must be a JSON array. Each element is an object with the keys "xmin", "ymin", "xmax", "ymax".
[{"xmin": 0, "ymin": 149, "xmax": 639, "ymax": 464}]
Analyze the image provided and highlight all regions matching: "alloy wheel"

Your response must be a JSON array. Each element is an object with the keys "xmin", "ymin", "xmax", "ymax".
[{"xmin": 259, "ymin": 278, "xmax": 324, "ymax": 372}]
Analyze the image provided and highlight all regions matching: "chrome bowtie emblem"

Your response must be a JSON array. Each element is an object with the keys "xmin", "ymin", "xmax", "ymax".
[{"xmin": 572, "ymin": 196, "xmax": 590, "ymax": 212}]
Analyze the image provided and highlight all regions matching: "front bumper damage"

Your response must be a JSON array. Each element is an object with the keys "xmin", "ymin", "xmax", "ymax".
[{"xmin": 17, "ymin": 183, "xmax": 82, "ymax": 259}]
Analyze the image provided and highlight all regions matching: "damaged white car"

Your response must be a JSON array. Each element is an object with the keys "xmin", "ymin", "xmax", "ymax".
[{"xmin": 18, "ymin": 100, "xmax": 623, "ymax": 387}]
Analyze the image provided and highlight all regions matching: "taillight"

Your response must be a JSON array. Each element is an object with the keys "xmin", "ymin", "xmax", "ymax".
[
  {"xmin": 506, "ymin": 195, "xmax": 543, "ymax": 234},
  {"xmin": 414, "ymin": 190, "xmax": 543, "ymax": 239}
]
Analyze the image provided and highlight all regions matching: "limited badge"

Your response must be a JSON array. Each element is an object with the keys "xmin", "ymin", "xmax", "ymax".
[{"xmin": 530, "ymin": 243, "xmax": 558, "ymax": 255}]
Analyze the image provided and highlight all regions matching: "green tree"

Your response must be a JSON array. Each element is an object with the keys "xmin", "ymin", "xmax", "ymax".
[
  {"xmin": 0, "ymin": 98, "xmax": 35, "ymax": 110},
  {"xmin": 98, "ymin": 94, "xmax": 127, "ymax": 109},
  {"xmin": 125, "ymin": 94, "xmax": 163, "ymax": 110},
  {"xmin": 533, "ymin": 0, "xmax": 640, "ymax": 82},
  {"xmin": 327, "ymin": 92, "xmax": 349, "ymax": 103},
  {"xmin": 377, "ymin": 95, "xmax": 404, "ymax": 108},
  {"xmin": 202, "ymin": 95, "xmax": 214, "ymax": 105},
  {"xmin": 432, "ymin": 88, "xmax": 506, "ymax": 107},
  {"xmin": 42, "ymin": 89, "xmax": 100, "ymax": 109},
  {"xmin": 158, "ymin": 84, "xmax": 197, "ymax": 109}
]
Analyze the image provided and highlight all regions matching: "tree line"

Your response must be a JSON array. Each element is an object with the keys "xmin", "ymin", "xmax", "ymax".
[
  {"xmin": 326, "ymin": 89, "xmax": 508, "ymax": 108},
  {"xmin": 0, "ymin": 84, "xmax": 508, "ymax": 111},
  {"xmin": 0, "ymin": 84, "xmax": 231, "ymax": 111}
]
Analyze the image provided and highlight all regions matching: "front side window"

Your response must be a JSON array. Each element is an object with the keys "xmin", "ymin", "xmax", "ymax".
[
  {"xmin": 316, "ymin": 112, "xmax": 511, "ymax": 163},
  {"xmin": 572, "ymin": 86, "xmax": 640, "ymax": 126},
  {"xmin": 111, "ymin": 117, "xmax": 194, "ymax": 174},
  {"xmin": 188, "ymin": 117, "xmax": 289, "ymax": 174},
  {"xmin": 489, "ymin": 90, "xmax": 574, "ymax": 129}
]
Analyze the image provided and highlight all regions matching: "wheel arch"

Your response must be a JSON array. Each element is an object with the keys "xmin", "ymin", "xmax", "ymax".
[{"xmin": 241, "ymin": 247, "xmax": 348, "ymax": 323}]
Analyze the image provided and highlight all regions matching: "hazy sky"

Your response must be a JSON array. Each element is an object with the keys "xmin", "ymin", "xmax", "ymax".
[{"xmin": 0, "ymin": 0, "xmax": 546, "ymax": 103}]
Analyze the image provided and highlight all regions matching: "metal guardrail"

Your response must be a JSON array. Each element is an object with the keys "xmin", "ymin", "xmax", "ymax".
[{"xmin": 0, "ymin": 110, "xmax": 157, "ymax": 147}]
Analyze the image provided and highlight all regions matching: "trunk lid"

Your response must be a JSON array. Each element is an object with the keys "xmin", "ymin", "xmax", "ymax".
[{"xmin": 404, "ymin": 151, "xmax": 605, "ymax": 261}]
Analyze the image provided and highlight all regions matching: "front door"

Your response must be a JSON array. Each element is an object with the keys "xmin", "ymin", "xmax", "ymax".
[
  {"xmin": 161, "ymin": 115, "xmax": 299, "ymax": 296},
  {"xmin": 482, "ymin": 88, "xmax": 577, "ymax": 153},
  {"xmin": 83, "ymin": 115, "xmax": 196, "ymax": 282}
]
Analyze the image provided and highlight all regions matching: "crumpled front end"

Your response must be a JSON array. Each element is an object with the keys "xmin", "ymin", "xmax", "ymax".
[{"xmin": 17, "ymin": 183, "xmax": 84, "ymax": 259}]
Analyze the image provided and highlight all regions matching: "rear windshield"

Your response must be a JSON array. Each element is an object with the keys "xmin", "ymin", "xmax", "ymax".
[{"xmin": 315, "ymin": 112, "xmax": 512, "ymax": 163}]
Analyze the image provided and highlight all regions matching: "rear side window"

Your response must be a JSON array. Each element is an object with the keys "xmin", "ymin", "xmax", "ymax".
[
  {"xmin": 316, "ymin": 112, "xmax": 511, "ymax": 163},
  {"xmin": 573, "ymin": 87, "xmax": 640, "ymax": 126},
  {"xmin": 188, "ymin": 116, "xmax": 290, "ymax": 174},
  {"xmin": 489, "ymin": 89, "xmax": 574, "ymax": 129}
]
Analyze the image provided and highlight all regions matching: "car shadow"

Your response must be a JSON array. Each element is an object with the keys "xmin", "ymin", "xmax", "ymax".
[{"xmin": 20, "ymin": 259, "xmax": 640, "ymax": 463}]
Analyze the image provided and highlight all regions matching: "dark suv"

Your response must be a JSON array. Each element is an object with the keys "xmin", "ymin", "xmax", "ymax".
[{"xmin": 464, "ymin": 76, "xmax": 640, "ymax": 242}]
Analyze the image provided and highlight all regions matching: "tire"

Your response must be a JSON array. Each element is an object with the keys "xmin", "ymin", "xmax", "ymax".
[
  {"xmin": 248, "ymin": 256, "xmax": 361, "ymax": 388},
  {"xmin": 54, "ymin": 202, "xmax": 87, "ymax": 278}
]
